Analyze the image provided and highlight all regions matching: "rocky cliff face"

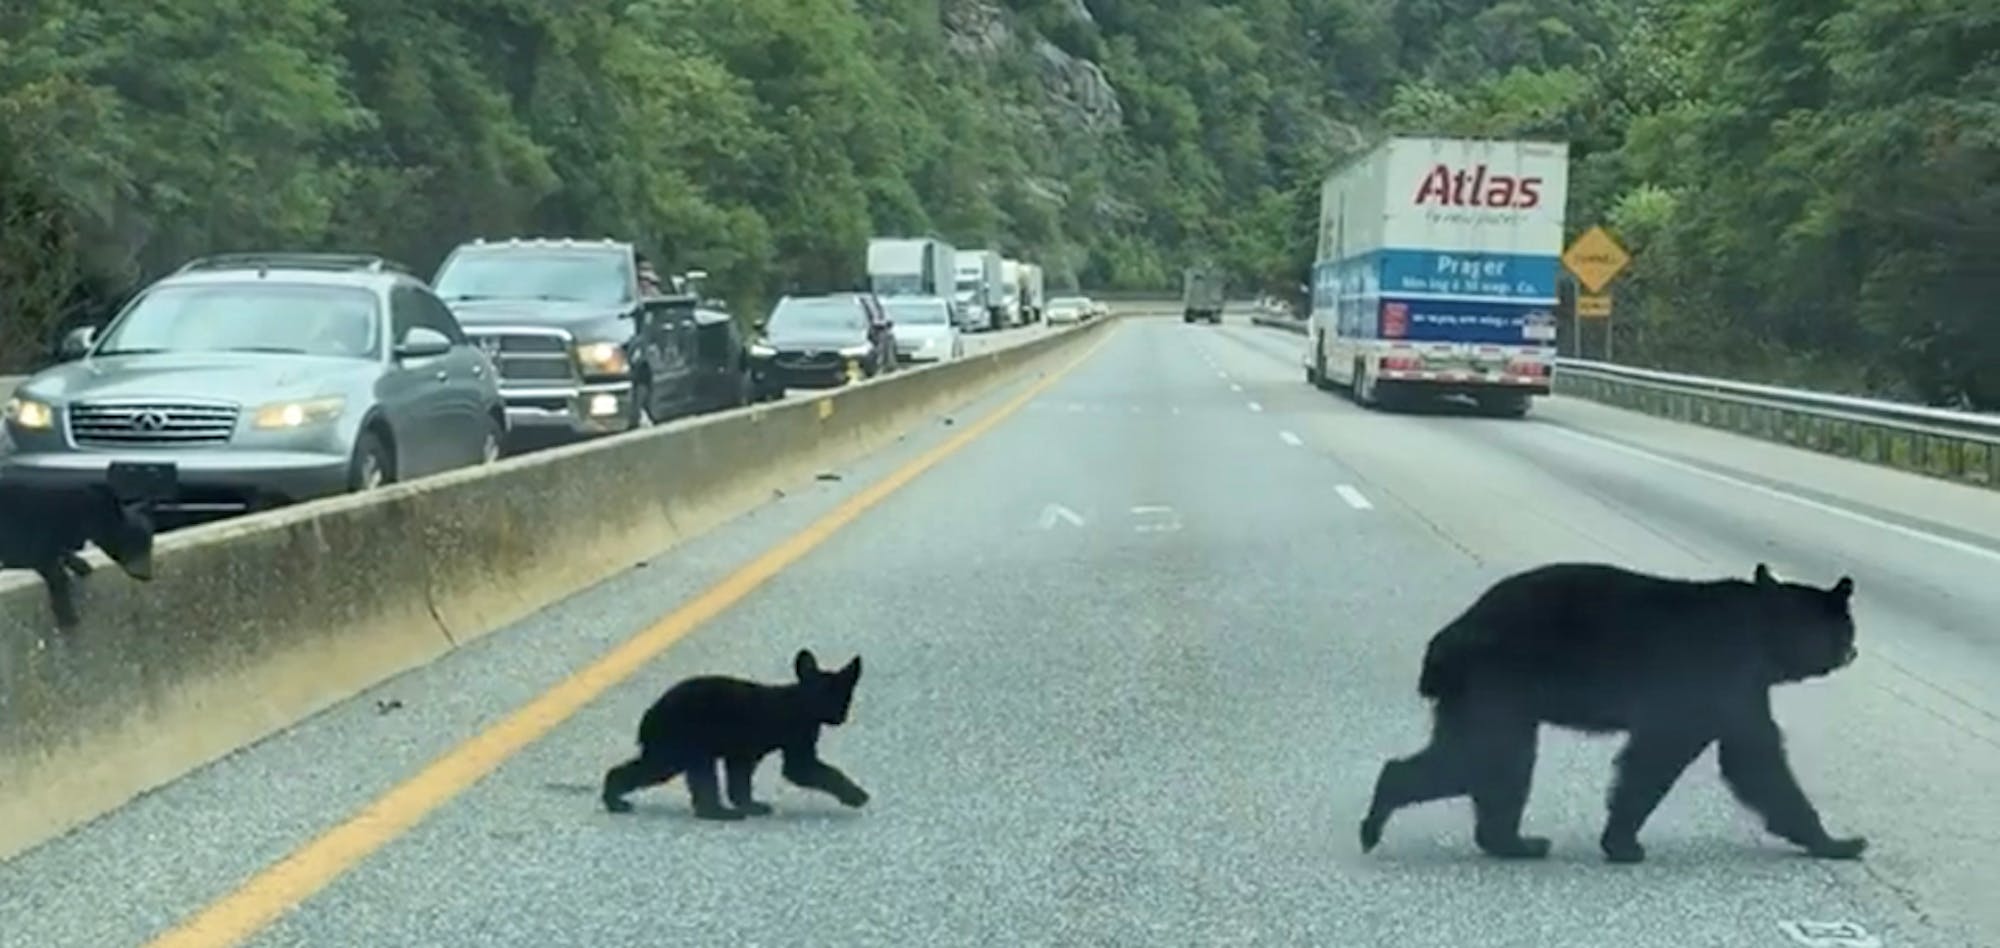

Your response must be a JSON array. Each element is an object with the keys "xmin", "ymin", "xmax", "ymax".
[{"xmin": 943, "ymin": 0, "xmax": 1123, "ymax": 133}]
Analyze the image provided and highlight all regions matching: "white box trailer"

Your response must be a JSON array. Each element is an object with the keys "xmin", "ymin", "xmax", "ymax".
[
  {"xmin": 867, "ymin": 237, "xmax": 955, "ymax": 298},
  {"xmin": 1305, "ymin": 136, "xmax": 1569, "ymax": 416}
]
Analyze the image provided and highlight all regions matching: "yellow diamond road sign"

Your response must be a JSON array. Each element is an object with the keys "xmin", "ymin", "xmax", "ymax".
[{"xmin": 1562, "ymin": 226, "xmax": 1631, "ymax": 295}]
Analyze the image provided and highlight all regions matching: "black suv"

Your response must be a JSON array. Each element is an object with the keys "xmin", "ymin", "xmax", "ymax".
[
  {"xmin": 431, "ymin": 238, "xmax": 747, "ymax": 442},
  {"xmin": 748, "ymin": 294, "xmax": 899, "ymax": 389}
]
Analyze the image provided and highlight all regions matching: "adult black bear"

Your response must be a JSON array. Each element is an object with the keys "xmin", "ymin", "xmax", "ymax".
[
  {"xmin": 602, "ymin": 649, "xmax": 869, "ymax": 819},
  {"xmin": 1359, "ymin": 562, "xmax": 1865, "ymax": 864},
  {"xmin": 0, "ymin": 480, "xmax": 159, "ymax": 628}
]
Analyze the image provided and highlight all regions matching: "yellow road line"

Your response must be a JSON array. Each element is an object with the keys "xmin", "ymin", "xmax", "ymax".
[{"xmin": 145, "ymin": 324, "xmax": 1120, "ymax": 948}]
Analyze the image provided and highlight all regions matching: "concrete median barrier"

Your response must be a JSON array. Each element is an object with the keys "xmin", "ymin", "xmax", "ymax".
[{"xmin": 0, "ymin": 316, "xmax": 1114, "ymax": 862}]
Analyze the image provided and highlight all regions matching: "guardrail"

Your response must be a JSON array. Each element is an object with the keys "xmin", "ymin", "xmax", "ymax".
[{"xmin": 1248, "ymin": 313, "xmax": 2000, "ymax": 489}]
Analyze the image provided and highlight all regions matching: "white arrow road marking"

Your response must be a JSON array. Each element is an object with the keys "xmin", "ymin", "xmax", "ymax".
[{"xmin": 1038, "ymin": 503, "xmax": 1086, "ymax": 530}]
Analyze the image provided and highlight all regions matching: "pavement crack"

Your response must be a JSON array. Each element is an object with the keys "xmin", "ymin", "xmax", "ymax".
[{"xmin": 424, "ymin": 572, "xmax": 459, "ymax": 648}]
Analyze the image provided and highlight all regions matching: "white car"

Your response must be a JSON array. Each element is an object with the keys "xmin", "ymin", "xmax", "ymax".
[
  {"xmin": 1047, "ymin": 296, "xmax": 1090, "ymax": 325},
  {"xmin": 880, "ymin": 296, "xmax": 962, "ymax": 363}
]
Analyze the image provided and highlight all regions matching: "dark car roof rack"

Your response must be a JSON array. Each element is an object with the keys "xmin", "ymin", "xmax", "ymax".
[{"xmin": 175, "ymin": 253, "xmax": 413, "ymax": 276}]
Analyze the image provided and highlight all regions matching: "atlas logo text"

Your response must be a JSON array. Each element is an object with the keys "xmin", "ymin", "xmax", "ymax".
[{"xmin": 1413, "ymin": 164, "xmax": 1543, "ymax": 210}]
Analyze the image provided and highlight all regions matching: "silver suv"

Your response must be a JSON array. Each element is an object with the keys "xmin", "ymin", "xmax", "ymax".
[{"xmin": 1, "ymin": 253, "xmax": 506, "ymax": 517}]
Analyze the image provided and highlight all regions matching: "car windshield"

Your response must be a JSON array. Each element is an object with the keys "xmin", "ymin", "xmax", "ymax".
[
  {"xmin": 883, "ymin": 299, "xmax": 950, "ymax": 325},
  {"xmin": 768, "ymin": 298, "xmax": 866, "ymax": 335},
  {"xmin": 93, "ymin": 283, "xmax": 382, "ymax": 359},
  {"xmin": 433, "ymin": 249, "xmax": 632, "ymax": 306}
]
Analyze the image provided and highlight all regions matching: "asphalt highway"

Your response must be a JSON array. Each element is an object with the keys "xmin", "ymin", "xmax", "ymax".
[{"xmin": 1, "ymin": 315, "xmax": 1993, "ymax": 947}]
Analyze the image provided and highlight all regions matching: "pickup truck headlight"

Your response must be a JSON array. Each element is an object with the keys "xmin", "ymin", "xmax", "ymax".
[
  {"xmin": 748, "ymin": 343, "xmax": 777, "ymax": 358},
  {"xmin": 252, "ymin": 396, "xmax": 346, "ymax": 430},
  {"xmin": 574, "ymin": 341, "xmax": 629, "ymax": 375},
  {"xmin": 4, "ymin": 396, "xmax": 55, "ymax": 430}
]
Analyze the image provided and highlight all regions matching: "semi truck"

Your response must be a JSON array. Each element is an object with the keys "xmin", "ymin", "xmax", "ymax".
[
  {"xmin": 953, "ymin": 249, "xmax": 1004, "ymax": 332},
  {"xmin": 866, "ymin": 237, "xmax": 956, "ymax": 299},
  {"xmin": 1018, "ymin": 262, "xmax": 1045, "ymax": 324},
  {"xmin": 1182, "ymin": 267, "xmax": 1225, "ymax": 323},
  {"xmin": 1304, "ymin": 136, "xmax": 1568, "ymax": 417},
  {"xmin": 997, "ymin": 258, "xmax": 1024, "ymax": 328}
]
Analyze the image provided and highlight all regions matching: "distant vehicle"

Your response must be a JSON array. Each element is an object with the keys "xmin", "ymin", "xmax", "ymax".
[
  {"xmin": 1306, "ymin": 136, "xmax": 1568, "ymax": 416},
  {"xmin": 430, "ymin": 237, "xmax": 714, "ymax": 444},
  {"xmin": 0, "ymin": 253, "xmax": 505, "ymax": 516},
  {"xmin": 1018, "ymin": 262, "xmax": 1046, "ymax": 324},
  {"xmin": 1046, "ymin": 296, "xmax": 1089, "ymax": 325},
  {"xmin": 1088, "ymin": 298, "xmax": 1110, "ymax": 319},
  {"xmin": 749, "ymin": 294, "xmax": 899, "ymax": 388},
  {"xmin": 996, "ymin": 259, "xmax": 1025, "ymax": 328},
  {"xmin": 1182, "ymin": 267, "xmax": 1225, "ymax": 324},
  {"xmin": 952, "ymin": 249, "xmax": 1004, "ymax": 332},
  {"xmin": 879, "ymin": 296, "xmax": 962, "ymax": 363},
  {"xmin": 866, "ymin": 238, "xmax": 955, "ymax": 300}
]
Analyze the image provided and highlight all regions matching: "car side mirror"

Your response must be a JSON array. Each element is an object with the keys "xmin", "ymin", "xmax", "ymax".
[
  {"xmin": 395, "ymin": 327, "xmax": 452, "ymax": 360},
  {"xmin": 752, "ymin": 317, "xmax": 768, "ymax": 333},
  {"xmin": 60, "ymin": 325, "xmax": 98, "ymax": 360}
]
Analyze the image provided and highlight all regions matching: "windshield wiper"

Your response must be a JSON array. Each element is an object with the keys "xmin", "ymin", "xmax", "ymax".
[{"xmin": 93, "ymin": 347, "xmax": 165, "ymax": 356}]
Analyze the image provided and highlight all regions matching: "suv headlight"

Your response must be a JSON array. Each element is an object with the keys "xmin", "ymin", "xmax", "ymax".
[
  {"xmin": 838, "ymin": 344, "xmax": 871, "ymax": 358},
  {"xmin": 252, "ymin": 396, "xmax": 346, "ymax": 430},
  {"xmin": 748, "ymin": 342, "xmax": 776, "ymax": 358},
  {"xmin": 575, "ymin": 341, "xmax": 629, "ymax": 375},
  {"xmin": 4, "ymin": 396, "xmax": 55, "ymax": 430}
]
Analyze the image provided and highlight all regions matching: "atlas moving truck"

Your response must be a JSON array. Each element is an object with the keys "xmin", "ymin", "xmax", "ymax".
[
  {"xmin": 953, "ymin": 249, "xmax": 1004, "ymax": 332},
  {"xmin": 1305, "ymin": 136, "xmax": 1567, "ymax": 416},
  {"xmin": 867, "ymin": 237, "xmax": 956, "ymax": 299}
]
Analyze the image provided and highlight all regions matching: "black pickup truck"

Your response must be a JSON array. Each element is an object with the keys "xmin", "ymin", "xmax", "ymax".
[{"xmin": 431, "ymin": 238, "xmax": 760, "ymax": 443}]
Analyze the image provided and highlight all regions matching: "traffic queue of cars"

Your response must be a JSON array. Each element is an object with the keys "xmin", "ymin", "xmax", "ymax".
[{"xmin": 0, "ymin": 239, "xmax": 1058, "ymax": 529}]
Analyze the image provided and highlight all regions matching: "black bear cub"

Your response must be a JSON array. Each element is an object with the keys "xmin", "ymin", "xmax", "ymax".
[
  {"xmin": 603, "ymin": 649, "xmax": 869, "ymax": 819},
  {"xmin": 0, "ymin": 482, "xmax": 159, "ymax": 628},
  {"xmin": 1360, "ymin": 562, "xmax": 1866, "ymax": 864}
]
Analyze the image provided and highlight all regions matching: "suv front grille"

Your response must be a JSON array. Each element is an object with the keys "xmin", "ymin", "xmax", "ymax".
[
  {"xmin": 776, "ymin": 352, "xmax": 842, "ymax": 370},
  {"xmin": 70, "ymin": 402, "xmax": 239, "ymax": 448},
  {"xmin": 468, "ymin": 331, "xmax": 579, "ymax": 384}
]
